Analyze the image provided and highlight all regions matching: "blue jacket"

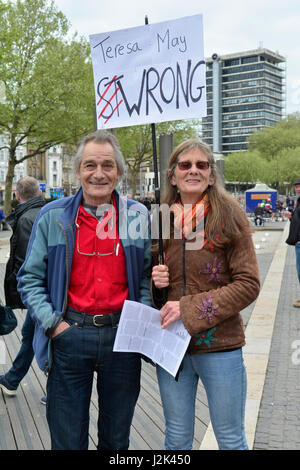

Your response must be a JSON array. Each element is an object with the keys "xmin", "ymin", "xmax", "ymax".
[{"xmin": 17, "ymin": 188, "xmax": 152, "ymax": 371}]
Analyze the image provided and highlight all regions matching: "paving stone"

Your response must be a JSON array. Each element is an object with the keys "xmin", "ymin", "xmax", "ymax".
[{"xmin": 253, "ymin": 245, "xmax": 300, "ymax": 450}]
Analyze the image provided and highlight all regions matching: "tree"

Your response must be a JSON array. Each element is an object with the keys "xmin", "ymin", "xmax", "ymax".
[
  {"xmin": 0, "ymin": 0, "xmax": 94, "ymax": 213},
  {"xmin": 224, "ymin": 150, "xmax": 268, "ymax": 190},
  {"xmin": 116, "ymin": 120, "xmax": 199, "ymax": 197},
  {"xmin": 248, "ymin": 114, "xmax": 300, "ymax": 159},
  {"xmin": 246, "ymin": 114, "xmax": 300, "ymax": 189},
  {"xmin": 275, "ymin": 147, "xmax": 300, "ymax": 191}
]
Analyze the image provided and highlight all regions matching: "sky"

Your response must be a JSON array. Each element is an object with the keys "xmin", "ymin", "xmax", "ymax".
[{"xmin": 54, "ymin": 0, "xmax": 300, "ymax": 115}]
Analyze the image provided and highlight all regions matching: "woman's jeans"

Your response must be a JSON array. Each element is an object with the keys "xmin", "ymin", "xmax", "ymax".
[
  {"xmin": 157, "ymin": 348, "xmax": 248, "ymax": 450},
  {"xmin": 46, "ymin": 319, "xmax": 141, "ymax": 450}
]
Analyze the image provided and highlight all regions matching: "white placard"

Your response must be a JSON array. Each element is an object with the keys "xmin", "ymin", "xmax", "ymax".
[
  {"xmin": 89, "ymin": 14, "xmax": 206, "ymax": 129},
  {"xmin": 113, "ymin": 300, "xmax": 191, "ymax": 377}
]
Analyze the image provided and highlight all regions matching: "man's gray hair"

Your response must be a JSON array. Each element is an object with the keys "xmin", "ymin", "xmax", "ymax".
[
  {"xmin": 74, "ymin": 130, "xmax": 125, "ymax": 176},
  {"xmin": 16, "ymin": 177, "xmax": 40, "ymax": 202}
]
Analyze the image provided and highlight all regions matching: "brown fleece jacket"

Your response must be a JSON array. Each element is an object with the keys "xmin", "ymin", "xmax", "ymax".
[{"xmin": 152, "ymin": 219, "xmax": 260, "ymax": 354}]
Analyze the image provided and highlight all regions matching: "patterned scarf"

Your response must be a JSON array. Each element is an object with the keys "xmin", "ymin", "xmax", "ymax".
[{"xmin": 172, "ymin": 192, "xmax": 210, "ymax": 241}]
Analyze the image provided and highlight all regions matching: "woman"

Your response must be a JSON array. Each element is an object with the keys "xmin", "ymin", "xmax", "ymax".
[{"xmin": 152, "ymin": 139, "xmax": 260, "ymax": 450}]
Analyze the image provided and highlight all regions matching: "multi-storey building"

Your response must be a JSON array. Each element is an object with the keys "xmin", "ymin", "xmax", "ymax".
[
  {"xmin": 26, "ymin": 150, "xmax": 47, "ymax": 181},
  {"xmin": 0, "ymin": 133, "xmax": 27, "ymax": 200},
  {"xmin": 61, "ymin": 146, "xmax": 77, "ymax": 196},
  {"xmin": 202, "ymin": 48, "xmax": 286, "ymax": 154},
  {"xmin": 28, "ymin": 144, "xmax": 76, "ymax": 197},
  {"xmin": 46, "ymin": 145, "xmax": 63, "ymax": 197},
  {"xmin": 47, "ymin": 145, "xmax": 79, "ymax": 197}
]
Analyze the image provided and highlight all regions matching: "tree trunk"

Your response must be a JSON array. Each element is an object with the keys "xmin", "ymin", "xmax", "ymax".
[
  {"xmin": 4, "ymin": 149, "xmax": 16, "ymax": 215},
  {"xmin": 131, "ymin": 170, "xmax": 137, "ymax": 198}
]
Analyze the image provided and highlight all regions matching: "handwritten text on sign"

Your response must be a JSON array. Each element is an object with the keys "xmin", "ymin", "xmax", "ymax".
[{"xmin": 89, "ymin": 15, "xmax": 206, "ymax": 129}]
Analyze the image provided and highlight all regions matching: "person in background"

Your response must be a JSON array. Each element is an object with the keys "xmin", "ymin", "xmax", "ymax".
[
  {"xmin": 275, "ymin": 199, "xmax": 283, "ymax": 220},
  {"xmin": 17, "ymin": 130, "xmax": 152, "ymax": 450},
  {"xmin": 285, "ymin": 177, "xmax": 300, "ymax": 307},
  {"xmin": 0, "ymin": 177, "xmax": 45, "ymax": 400},
  {"xmin": 0, "ymin": 206, "xmax": 10, "ymax": 230},
  {"xmin": 265, "ymin": 199, "xmax": 274, "ymax": 220},
  {"xmin": 254, "ymin": 202, "xmax": 264, "ymax": 226},
  {"xmin": 286, "ymin": 195, "xmax": 295, "ymax": 212},
  {"xmin": 151, "ymin": 139, "xmax": 260, "ymax": 450}
]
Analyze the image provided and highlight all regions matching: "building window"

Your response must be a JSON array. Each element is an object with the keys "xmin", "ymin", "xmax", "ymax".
[
  {"xmin": 224, "ymin": 59, "xmax": 240, "ymax": 67},
  {"xmin": 241, "ymin": 56, "xmax": 258, "ymax": 64}
]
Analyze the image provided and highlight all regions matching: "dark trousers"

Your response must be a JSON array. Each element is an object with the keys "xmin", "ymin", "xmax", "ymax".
[
  {"xmin": 5, "ymin": 310, "xmax": 34, "ymax": 388},
  {"xmin": 46, "ymin": 319, "xmax": 141, "ymax": 450}
]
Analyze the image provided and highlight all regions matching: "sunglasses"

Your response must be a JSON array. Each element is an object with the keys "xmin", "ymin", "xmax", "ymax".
[{"xmin": 177, "ymin": 160, "xmax": 210, "ymax": 171}]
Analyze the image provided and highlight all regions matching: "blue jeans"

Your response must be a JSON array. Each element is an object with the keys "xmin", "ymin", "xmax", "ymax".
[
  {"xmin": 296, "ymin": 243, "xmax": 300, "ymax": 283},
  {"xmin": 157, "ymin": 348, "xmax": 248, "ymax": 450},
  {"xmin": 46, "ymin": 319, "xmax": 141, "ymax": 450},
  {"xmin": 5, "ymin": 310, "xmax": 34, "ymax": 389}
]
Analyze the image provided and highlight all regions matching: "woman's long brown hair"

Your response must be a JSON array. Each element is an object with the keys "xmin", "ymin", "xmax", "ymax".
[{"xmin": 152, "ymin": 139, "xmax": 250, "ymax": 256}]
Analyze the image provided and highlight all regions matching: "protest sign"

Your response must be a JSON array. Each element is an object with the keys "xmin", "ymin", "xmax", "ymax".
[{"xmin": 89, "ymin": 14, "xmax": 206, "ymax": 129}]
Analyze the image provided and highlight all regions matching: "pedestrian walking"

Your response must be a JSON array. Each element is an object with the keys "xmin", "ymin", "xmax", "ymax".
[
  {"xmin": 17, "ymin": 130, "xmax": 152, "ymax": 450},
  {"xmin": 151, "ymin": 138, "xmax": 260, "ymax": 450},
  {"xmin": 285, "ymin": 177, "xmax": 300, "ymax": 307},
  {"xmin": 0, "ymin": 177, "xmax": 45, "ymax": 400},
  {"xmin": 0, "ymin": 207, "xmax": 10, "ymax": 230}
]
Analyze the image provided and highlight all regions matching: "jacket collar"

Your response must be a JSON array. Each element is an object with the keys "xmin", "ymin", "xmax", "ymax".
[
  {"xmin": 58, "ymin": 187, "xmax": 122, "ymax": 228},
  {"xmin": 6, "ymin": 195, "xmax": 45, "ymax": 229}
]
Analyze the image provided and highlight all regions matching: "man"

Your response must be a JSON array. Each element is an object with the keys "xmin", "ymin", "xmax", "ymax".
[
  {"xmin": 254, "ymin": 202, "xmax": 264, "ymax": 226},
  {"xmin": 0, "ymin": 177, "xmax": 45, "ymax": 397},
  {"xmin": 17, "ymin": 130, "xmax": 152, "ymax": 450},
  {"xmin": 286, "ymin": 177, "xmax": 300, "ymax": 307},
  {"xmin": 265, "ymin": 198, "xmax": 274, "ymax": 220},
  {"xmin": 0, "ymin": 206, "xmax": 10, "ymax": 230}
]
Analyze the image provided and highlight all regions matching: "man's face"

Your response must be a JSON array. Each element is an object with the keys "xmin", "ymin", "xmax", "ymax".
[
  {"xmin": 77, "ymin": 141, "xmax": 120, "ymax": 206},
  {"xmin": 295, "ymin": 184, "xmax": 300, "ymax": 197}
]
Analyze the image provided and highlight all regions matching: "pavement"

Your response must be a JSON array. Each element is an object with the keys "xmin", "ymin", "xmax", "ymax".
[
  {"xmin": 0, "ymin": 219, "xmax": 300, "ymax": 450},
  {"xmin": 201, "ymin": 218, "xmax": 300, "ymax": 450}
]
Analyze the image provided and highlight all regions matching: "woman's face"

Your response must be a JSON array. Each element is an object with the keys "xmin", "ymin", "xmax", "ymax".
[{"xmin": 170, "ymin": 148, "xmax": 215, "ymax": 204}]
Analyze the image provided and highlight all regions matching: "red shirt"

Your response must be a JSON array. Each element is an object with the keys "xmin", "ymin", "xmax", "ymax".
[{"xmin": 67, "ymin": 198, "xmax": 128, "ymax": 314}]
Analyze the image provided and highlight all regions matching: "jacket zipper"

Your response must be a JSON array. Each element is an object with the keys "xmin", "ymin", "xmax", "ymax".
[
  {"xmin": 182, "ymin": 238, "xmax": 186, "ymax": 296},
  {"xmin": 46, "ymin": 219, "xmax": 73, "ymax": 375},
  {"xmin": 57, "ymin": 219, "xmax": 74, "ymax": 316}
]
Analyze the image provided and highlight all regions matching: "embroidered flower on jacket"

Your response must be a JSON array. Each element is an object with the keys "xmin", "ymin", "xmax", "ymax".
[
  {"xmin": 201, "ymin": 257, "xmax": 225, "ymax": 283},
  {"xmin": 194, "ymin": 327, "xmax": 217, "ymax": 347},
  {"xmin": 196, "ymin": 297, "xmax": 219, "ymax": 324}
]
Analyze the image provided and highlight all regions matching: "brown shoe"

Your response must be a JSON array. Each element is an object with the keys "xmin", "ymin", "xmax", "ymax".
[{"xmin": 293, "ymin": 299, "xmax": 300, "ymax": 308}]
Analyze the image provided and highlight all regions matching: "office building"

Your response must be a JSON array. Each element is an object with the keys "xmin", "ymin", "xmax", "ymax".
[{"xmin": 202, "ymin": 48, "xmax": 286, "ymax": 154}]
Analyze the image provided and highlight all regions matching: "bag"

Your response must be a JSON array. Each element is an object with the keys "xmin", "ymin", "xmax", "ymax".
[{"xmin": 0, "ymin": 304, "xmax": 17, "ymax": 335}]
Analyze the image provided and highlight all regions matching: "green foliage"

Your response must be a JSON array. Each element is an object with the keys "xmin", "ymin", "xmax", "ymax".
[
  {"xmin": 226, "ymin": 114, "xmax": 300, "ymax": 191},
  {"xmin": 0, "ymin": 0, "xmax": 94, "ymax": 213},
  {"xmin": 224, "ymin": 150, "xmax": 268, "ymax": 183},
  {"xmin": 248, "ymin": 114, "xmax": 300, "ymax": 159}
]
